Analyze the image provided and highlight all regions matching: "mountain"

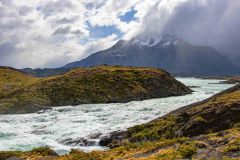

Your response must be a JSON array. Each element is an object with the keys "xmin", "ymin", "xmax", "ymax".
[
  {"xmin": 2, "ymin": 84, "xmax": 240, "ymax": 159},
  {"xmin": 230, "ymin": 55, "xmax": 240, "ymax": 68},
  {"xmin": 0, "ymin": 66, "xmax": 191, "ymax": 114},
  {"xmin": 64, "ymin": 34, "xmax": 238, "ymax": 76}
]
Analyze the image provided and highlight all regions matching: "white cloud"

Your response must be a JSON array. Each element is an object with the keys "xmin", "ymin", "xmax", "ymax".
[
  {"xmin": 1, "ymin": 0, "xmax": 239, "ymax": 68},
  {"xmin": 0, "ymin": 0, "xmax": 155, "ymax": 68},
  {"xmin": 87, "ymin": 0, "xmax": 159, "ymax": 40}
]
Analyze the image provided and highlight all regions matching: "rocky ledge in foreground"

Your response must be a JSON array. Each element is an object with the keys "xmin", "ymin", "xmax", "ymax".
[
  {"xmin": 1, "ymin": 85, "xmax": 239, "ymax": 160},
  {"xmin": 0, "ymin": 65, "xmax": 191, "ymax": 114}
]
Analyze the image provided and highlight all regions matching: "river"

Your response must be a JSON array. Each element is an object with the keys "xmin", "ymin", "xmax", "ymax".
[{"xmin": 0, "ymin": 78, "xmax": 235, "ymax": 154}]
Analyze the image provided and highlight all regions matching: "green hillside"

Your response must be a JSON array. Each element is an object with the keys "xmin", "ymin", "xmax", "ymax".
[
  {"xmin": 0, "ymin": 67, "xmax": 38, "ymax": 98},
  {"xmin": 0, "ymin": 65, "xmax": 191, "ymax": 114}
]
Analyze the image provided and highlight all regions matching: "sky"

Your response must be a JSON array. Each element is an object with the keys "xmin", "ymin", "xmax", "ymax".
[{"xmin": 0, "ymin": 0, "xmax": 240, "ymax": 68}]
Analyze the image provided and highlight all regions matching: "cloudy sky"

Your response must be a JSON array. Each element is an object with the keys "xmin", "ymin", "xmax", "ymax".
[{"xmin": 0, "ymin": 0, "xmax": 240, "ymax": 68}]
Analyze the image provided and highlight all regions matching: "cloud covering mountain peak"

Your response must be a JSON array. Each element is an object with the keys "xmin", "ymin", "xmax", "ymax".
[{"xmin": 137, "ymin": 0, "xmax": 240, "ymax": 56}]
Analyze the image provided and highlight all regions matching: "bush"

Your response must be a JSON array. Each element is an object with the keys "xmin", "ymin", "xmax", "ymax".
[
  {"xmin": 30, "ymin": 147, "xmax": 58, "ymax": 156},
  {"xmin": 0, "ymin": 151, "xmax": 21, "ymax": 160},
  {"xmin": 179, "ymin": 143, "xmax": 197, "ymax": 159}
]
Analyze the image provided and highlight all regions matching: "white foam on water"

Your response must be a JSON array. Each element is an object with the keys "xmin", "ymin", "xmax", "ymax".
[{"xmin": 0, "ymin": 78, "xmax": 235, "ymax": 154}]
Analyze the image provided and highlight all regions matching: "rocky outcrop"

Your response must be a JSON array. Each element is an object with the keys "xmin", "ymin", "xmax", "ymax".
[
  {"xmin": 60, "ymin": 138, "xmax": 97, "ymax": 146},
  {"xmin": 99, "ymin": 131, "xmax": 127, "ymax": 148}
]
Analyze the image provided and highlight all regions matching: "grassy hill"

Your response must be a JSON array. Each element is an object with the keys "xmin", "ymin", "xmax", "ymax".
[
  {"xmin": 0, "ymin": 67, "xmax": 38, "ymax": 98},
  {"xmin": 0, "ymin": 65, "xmax": 191, "ymax": 114},
  {"xmin": 1, "ymin": 84, "xmax": 239, "ymax": 159}
]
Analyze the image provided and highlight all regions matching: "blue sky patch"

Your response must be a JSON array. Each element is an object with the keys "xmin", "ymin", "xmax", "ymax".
[
  {"xmin": 87, "ymin": 22, "xmax": 123, "ymax": 39},
  {"xmin": 120, "ymin": 8, "xmax": 137, "ymax": 23}
]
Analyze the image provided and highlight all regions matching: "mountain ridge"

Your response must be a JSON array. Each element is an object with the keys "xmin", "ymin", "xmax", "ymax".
[
  {"xmin": 63, "ymin": 34, "xmax": 238, "ymax": 76},
  {"xmin": 21, "ymin": 34, "xmax": 239, "ymax": 77}
]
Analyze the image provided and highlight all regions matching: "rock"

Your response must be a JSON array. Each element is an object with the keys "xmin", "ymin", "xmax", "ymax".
[
  {"xmin": 99, "ymin": 130, "xmax": 127, "ymax": 147},
  {"xmin": 37, "ymin": 108, "xmax": 52, "ymax": 114},
  {"xmin": 61, "ymin": 138, "xmax": 97, "ymax": 146},
  {"xmin": 87, "ymin": 133, "xmax": 102, "ymax": 139},
  {"xmin": 187, "ymin": 86, "xmax": 200, "ymax": 89}
]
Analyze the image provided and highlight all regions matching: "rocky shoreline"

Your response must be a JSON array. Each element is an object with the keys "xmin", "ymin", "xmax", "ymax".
[
  {"xmin": 198, "ymin": 76, "xmax": 240, "ymax": 84},
  {"xmin": 98, "ymin": 84, "xmax": 240, "ymax": 148}
]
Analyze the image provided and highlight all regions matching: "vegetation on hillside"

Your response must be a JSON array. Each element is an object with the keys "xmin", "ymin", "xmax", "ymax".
[
  {"xmin": 0, "ymin": 84, "xmax": 239, "ymax": 159},
  {"xmin": 0, "ymin": 67, "xmax": 38, "ymax": 98},
  {"xmin": 0, "ymin": 65, "xmax": 191, "ymax": 114}
]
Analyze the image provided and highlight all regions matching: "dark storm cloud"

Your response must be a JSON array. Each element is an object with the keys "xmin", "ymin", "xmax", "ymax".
[{"xmin": 138, "ymin": 0, "xmax": 240, "ymax": 55}]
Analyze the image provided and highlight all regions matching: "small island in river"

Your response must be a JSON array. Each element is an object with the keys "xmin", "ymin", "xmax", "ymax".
[{"xmin": 0, "ymin": 65, "xmax": 191, "ymax": 114}]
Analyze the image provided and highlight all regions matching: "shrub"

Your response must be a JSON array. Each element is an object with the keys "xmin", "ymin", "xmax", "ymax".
[
  {"xmin": 179, "ymin": 143, "xmax": 197, "ymax": 159},
  {"xmin": 30, "ymin": 147, "xmax": 58, "ymax": 156}
]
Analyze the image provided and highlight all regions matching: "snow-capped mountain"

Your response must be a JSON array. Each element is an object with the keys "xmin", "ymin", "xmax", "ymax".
[{"xmin": 62, "ymin": 34, "xmax": 238, "ymax": 76}]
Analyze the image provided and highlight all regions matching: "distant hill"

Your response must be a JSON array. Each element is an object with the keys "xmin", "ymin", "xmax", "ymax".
[
  {"xmin": 0, "ymin": 66, "xmax": 38, "ymax": 98},
  {"xmin": 0, "ymin": 66, "xmax": 191, "ymax": 114},
  {"xmin": 21, "ymin": 67, "xmax": 70, "ymax": 77},
  {"xmin": 64, "ymin": 34, "xmax": 238, "ymax": 76}
]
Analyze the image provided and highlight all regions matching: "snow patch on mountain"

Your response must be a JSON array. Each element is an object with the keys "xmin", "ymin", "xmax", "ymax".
[
  {"xmin": 148, "ymin": 38, "xmax": 161, "ymax": 47},
  {"xmin": 130, "ymin": 34, "xmax": 182, "ymax": 48},
  {"xmin": 131, "ymin": 38, "xmax": 151, "ymax": 46}
]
